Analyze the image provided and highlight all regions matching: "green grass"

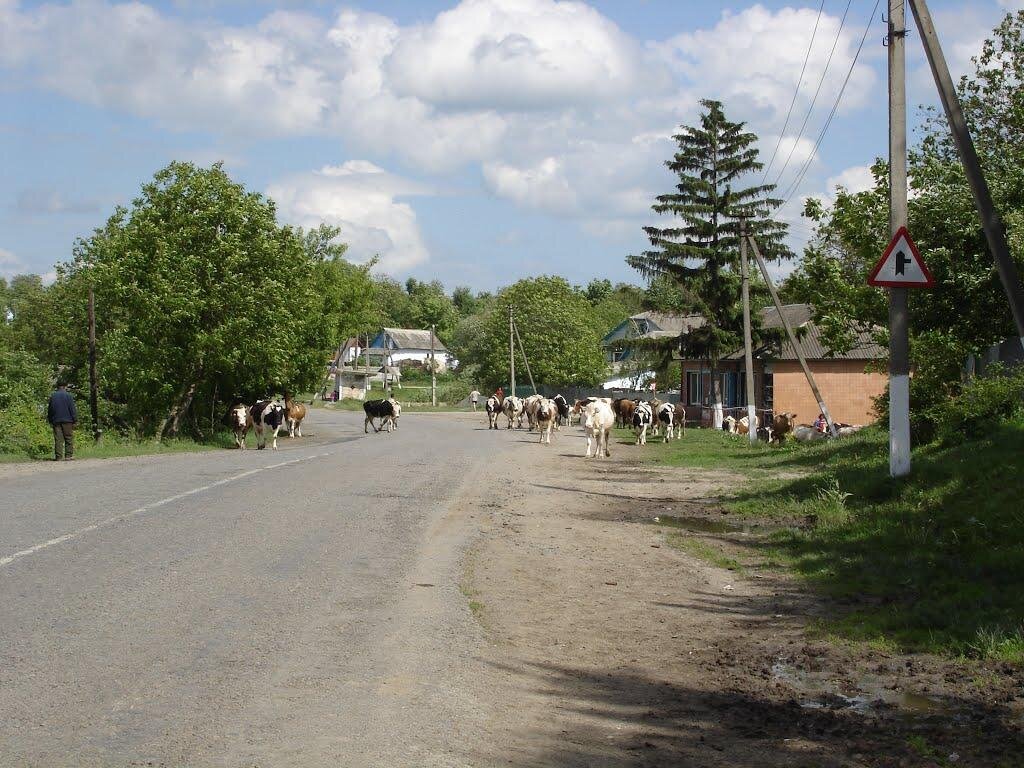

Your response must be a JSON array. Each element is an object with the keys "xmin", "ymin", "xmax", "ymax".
[
  {"xmin": 640, "ymin": 420, "xmax": 1024, "ymax": 662},
  {"xmin": 0, "ymin": 431, "xmax": 236, "ymax": 463}
]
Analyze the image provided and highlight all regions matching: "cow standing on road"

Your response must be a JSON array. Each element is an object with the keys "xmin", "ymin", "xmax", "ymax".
[{"xmin": 251, "ymin": 400, "xmax": 286, "ymax": 450}]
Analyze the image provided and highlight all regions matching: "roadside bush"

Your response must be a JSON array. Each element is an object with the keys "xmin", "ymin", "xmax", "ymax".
[
  {"xmin": 0, "ymin": 350, "xmax": 53, "ymax": 458},
  {"xmin": 935, "ymin": 364, "xmax": 1024, "ymax": 444}
]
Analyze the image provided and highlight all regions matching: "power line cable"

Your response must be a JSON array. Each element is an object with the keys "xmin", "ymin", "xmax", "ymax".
[
  {"xmin": 778, "ymin": 0, "xmax": 882, "ymax": 208},
  {"xmin": 760, "ymin": 0, "xmax": 827, "ymax": 182},
  {"xmin": 770, "ymin": 0, "xmax": 855, "ymax": 188}
]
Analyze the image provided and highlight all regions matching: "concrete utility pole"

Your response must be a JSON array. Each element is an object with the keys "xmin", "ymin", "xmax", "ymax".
[
  {"xmin": 740, "ymin": 220, "xmax": 757, "ymax": 445},
  {"xmin": 430, "ymin": 324, "xmax": 437, "ymax": 407},
  {"xmin": 908, "ymin": 0, "xmax": 1024, "ymax": 349},
  {"xmin": 87, "ymin": 286, "xmax": 101, "ymax": 442},
  {"xmin": 888, "ymin": 0, "xmax": 912, "ymax": 477},
  {"xmin": 748, "ymin": 234, "xmax": 838, "ymax": 438},
  {"xmin": 508, "ymin": 304, "xmax": 516, "ymax": 397},
  {"xmin": 364, "ymin": 332, "xmax": 370, "ymax": 395},
  {"xmin": 512, "ymin": 318, "xmax": 538, "ymax": 395}
]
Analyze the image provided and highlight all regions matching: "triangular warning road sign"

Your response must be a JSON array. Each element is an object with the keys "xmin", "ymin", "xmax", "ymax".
[{"xmin": 868, "ymin": 227, "xmax": 935, "ymax": 288}]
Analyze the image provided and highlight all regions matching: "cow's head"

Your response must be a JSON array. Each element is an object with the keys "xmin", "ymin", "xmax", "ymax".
[{"xmin": 231, "ymin": 405, "xmax": 247, "ymax": 428}]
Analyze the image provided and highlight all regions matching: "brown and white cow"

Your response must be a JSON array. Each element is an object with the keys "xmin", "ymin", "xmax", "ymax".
[
  {"xmin": 228, "ymin": 404, "xmax": 253, "ymax": 449},
  {"xmin": 284, "ymin": 393, "xmax": 307, "ymax": 438},
  {"xmin": 536, "ymin": 398, "xmax": 558, "ymax": 444},
  {"xmin": 771, "ymin": 412, "xmax": 797, "ymax": 444},
  {"xmin": 522, "ymin": 394, "xmax": 544, "ymax": 430}
]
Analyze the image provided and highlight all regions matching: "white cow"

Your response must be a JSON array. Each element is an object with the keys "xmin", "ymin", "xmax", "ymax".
[
  {"xmin": 502, "ymin": 396, "xmax": 524, "ymax": 429},
  {"xmin": 576, "ymin": 399, "xmax": 615, "ymax": 458},
  {"xmin": 522, "ymin": 394, "xmax": 544, "ymax": 430},
  {"xmin": 536, "ymin": 398, "xmax": 558, "ymax": 445}
]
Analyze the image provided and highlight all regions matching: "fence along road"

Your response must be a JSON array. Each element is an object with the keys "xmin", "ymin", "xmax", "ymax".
[{"xmin": 0, "ymin": 409, "xmax": 513, "ymax": 766}]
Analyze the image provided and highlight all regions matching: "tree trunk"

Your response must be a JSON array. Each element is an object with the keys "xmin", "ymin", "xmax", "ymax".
[{"xmin": 158, "ymin": 376, "xmax": 201, "ymax": 439}]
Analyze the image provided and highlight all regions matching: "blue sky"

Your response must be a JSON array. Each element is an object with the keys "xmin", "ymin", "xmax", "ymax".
[{"xmin": 1, "ymin": 0, "xmax": 1021, "ymax": 290}]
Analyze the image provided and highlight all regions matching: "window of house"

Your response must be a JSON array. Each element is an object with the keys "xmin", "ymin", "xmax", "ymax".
[
  {"xmin": 686, "ymin": 371, "xmax": 703, "ymax": 405},
  {"xmin": 763, "ymin": 373, "xmax": 774, "ymax": 409}
]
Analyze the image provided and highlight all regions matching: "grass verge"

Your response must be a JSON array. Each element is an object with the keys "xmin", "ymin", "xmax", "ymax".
[
  {"xmin": 640, "ymin": 420, "xmax": 1024, "ymax": 663},
  {"xmin": 0, "ymin": 431, "xmax": 235, "ymax": 463}
]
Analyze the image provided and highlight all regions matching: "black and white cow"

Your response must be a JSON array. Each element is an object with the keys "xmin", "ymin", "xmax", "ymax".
[
  {"xmin": 485, "ymin": 395, "xmax": 502, "ymax": 430},
  {"xmin": 552, "ymin": 394, "xmax": 570, "ymax": 430},
  {"xmin": 251, "ymin": 400, "xmax": 286, "ymax": 450},
  {"xmin": 656, "ymin": 402, "xmax": 678, "ymax": 442},
  {"xmin": 363, "ymin": 398, "xmax": 398, "ymax": 434},
  {"xmin": 633, "ymin": 401, "xmax": 653, "ymax": 445}
]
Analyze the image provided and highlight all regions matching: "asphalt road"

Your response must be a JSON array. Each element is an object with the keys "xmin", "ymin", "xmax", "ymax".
[{"xmin": 0, "ymin": 409, "xmax": 514, "ymax": 767}]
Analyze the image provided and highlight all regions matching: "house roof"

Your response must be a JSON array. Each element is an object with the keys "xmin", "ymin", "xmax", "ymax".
[
  {"xmin": 380, "ymin": 327, "xmax": 449, "ymax": 352},
  {"xmin": 723, "ymin": 304, "xmax": 885, "ymax": 362},
  {"xmin": 603, "ymin": 311, "xmax": 705, "ymax": 344}
]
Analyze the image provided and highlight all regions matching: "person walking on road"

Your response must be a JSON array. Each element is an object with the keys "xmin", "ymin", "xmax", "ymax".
[
  {"xmin": 47, "ymin": 382, "xmax": 78, "ymax": 461},
  {"xmin": 470, "ymin": 389, "xmax": 481, "ymax": 411}
]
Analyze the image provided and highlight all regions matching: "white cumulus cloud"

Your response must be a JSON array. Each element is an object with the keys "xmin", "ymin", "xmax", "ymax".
[{"xmin": 267, "ymin": 161, "xmax": 432, "ymax": 273}]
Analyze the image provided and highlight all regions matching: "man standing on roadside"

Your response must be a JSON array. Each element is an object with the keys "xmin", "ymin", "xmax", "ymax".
[{"xmin": 47, "ymin": 382, "xmax": 77, "ymax": 461}]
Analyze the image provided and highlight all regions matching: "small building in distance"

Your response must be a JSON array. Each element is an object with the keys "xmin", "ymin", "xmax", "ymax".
[
  {"xmin": 370, "ymin": 327, "xmax": 451, "ymax": 372},
  {"xmin": 601, "ymin": 311, "xmax": 704, "ymax": 390},
  {"xmin": 676, "ymin": 304, "xmax": 886, "ymax": 426}
]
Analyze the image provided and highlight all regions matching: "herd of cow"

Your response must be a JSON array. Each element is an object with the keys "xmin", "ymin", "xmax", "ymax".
[
  {"xmin": 227, "ymin": 396, "xmax": 307, "ymax": 450},
  {"xmin": 483, "ymin": 393, "xmax": 864, "ymax": 458},
  {"xmin": 484, "ymin": 394, "xmax": 686, "ymax": 458}
]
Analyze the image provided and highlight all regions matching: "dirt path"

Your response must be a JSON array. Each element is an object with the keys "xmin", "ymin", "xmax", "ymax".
[{"xmin": 461, "ymin": 428, "xmax": 1024, "ymax": 767}]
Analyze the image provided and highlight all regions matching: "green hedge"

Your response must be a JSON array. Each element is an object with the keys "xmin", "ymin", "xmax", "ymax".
[{"xmin": 0, "ymin": 350, "xmax": 53, "ymax": 459}]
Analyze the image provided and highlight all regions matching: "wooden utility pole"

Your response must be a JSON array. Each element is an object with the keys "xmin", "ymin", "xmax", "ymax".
[
  {"xmin": 888, "ymin": 0, "xmax": 912, "ymax": 477},
  {"xmin": 747, "ymin": 234, "xmax": 838, "ymax": 438},
  {"xmin": 908, "ymin": 0, "xmax": 1024, "ymax": 348},
  {"xmin": 87, "ymin": 285, "xmax": 101, "ymax": 442},
  {"xmin": 508, "ymin": 304, "xmax": 516, "ymax": 398},
  {"xmin": 430, "ymin": 324, "xmax": 437, "ymax": 407},
  {"xmin": 512, "ymin": 319, "xmax": 537, "ymax": 395},
  {"xmin": 740, "ymin": 220, "xmax": 757, "ymax": 445}
]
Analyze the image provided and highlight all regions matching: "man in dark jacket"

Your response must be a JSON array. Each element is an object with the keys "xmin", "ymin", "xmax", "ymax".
[{"xmin": 47, "ymin": 383, "xmax": 77, "ymax": 461}]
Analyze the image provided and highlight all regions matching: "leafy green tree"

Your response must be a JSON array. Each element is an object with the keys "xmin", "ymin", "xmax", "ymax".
[
  {"xmin": 0, "ymin": 349, "xmax": 53, "ymax": 458},
  {"xmin": 627, "ymin": 99, "xmax": 788, "ymax": 421},
  {"xmin": 471, "ymin": 276, "xmax": 606, "ymax": 390},
  {"xmin": 789, "ymin": 13, "xmax": 1024, "ymax": 438},
  {"xmin": 63, "ymin": 161, "xmax": 350, "ymax": 436}
]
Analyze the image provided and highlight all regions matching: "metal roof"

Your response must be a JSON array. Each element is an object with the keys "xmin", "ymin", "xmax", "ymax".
[{"xmin": 381, "ymin": 327, "xmax": 449, "ymax": 352}]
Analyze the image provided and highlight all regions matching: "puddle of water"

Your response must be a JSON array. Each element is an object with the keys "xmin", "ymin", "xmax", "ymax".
[
  {"xmin": 651, "ymin": 515, "xmax": 748, "ymax": 534},
  {"xmin": 771, "ymin": 660, "xmax": 950, "ymax": 717}
]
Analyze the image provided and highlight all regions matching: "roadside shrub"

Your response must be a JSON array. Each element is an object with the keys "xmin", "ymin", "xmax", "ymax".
[
  {"xmin": 935, "ymin": 364, "xmax": 1024, "ymax": 444},
  {"xmin": 0, "ymin": 350, "xmax": 53, "ymax": 458}
]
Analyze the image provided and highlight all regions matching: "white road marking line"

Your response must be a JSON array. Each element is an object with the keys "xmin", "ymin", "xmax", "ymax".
[{"xmin": 0, "ymin": 452, "xmax": 330, "ymax": 569}]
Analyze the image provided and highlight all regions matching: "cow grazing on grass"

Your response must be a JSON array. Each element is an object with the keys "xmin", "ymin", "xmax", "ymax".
[
  {"xmin": 503, "ymin": 396, "xmax": 524, "ymax": 429},
  {"xmin": 284, "ymin": 394, "xmax": 307, "ymax": 438},
  {"xmin": 363, "ymin": 398, "xmax": 398, "ymax": 434},
  {"xmin": 633, "ymin": 401, "xmax": 653, "ymax": 445},
  {"xmin": 251, "ymin": 400, "xmax": 286, "ymax": 450},
  {"xmin": 228, "ymin": 404, "xmax": 253, "ymax": 449},
  {"xmin": 575, "ymin": 399, "xmax": 614, "ymax": 458},
  {"xmin": 656, "ymin": 402, "xmax": 678, "ymax": 442},
  {"xmin": 536, "ymin": 398, "xmax": 558, "ymax": 444},
  {"xmin": 485, "ymin": 395, "xmax": 502, "ymax": 430},
  {"xmin": 736, "ymin": 414, "xmax": 758, "ymax": 436},
  {"xmin": 771, "ymin": 412, "xmax": 797, "ymax": 444},
  {"xmin": 723, "ymin": 414, "xmax": 737, "ymax": 433}
]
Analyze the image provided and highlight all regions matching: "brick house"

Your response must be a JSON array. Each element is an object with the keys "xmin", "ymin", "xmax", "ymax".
[{"xmin": 677, "ymin": 304, "xmax": 887, "ymax": 426}]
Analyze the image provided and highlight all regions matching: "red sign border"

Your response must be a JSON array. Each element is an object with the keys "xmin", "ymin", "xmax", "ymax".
[{"xmin": 868, "ymin": 226, "xmax": 935, "ymax": 288}]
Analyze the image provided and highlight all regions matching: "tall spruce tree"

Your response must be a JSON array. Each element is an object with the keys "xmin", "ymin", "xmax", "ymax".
[{"xmin": 627, "ymin": 99, "xmax": 789, "ymax": 426}]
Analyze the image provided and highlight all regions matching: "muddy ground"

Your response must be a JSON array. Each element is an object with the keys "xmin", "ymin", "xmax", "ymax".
[{"xmin": 462, "ymin": 430, "xmax": 1024, "ymax": 767}]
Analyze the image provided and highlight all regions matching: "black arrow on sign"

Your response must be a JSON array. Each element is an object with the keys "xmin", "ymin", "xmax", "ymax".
[{"xmin": 895, "ymin": 249, "xmax": 911, "ymax": 276}]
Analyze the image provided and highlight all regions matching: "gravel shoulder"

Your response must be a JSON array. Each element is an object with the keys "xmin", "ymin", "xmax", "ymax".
[{"xmin": 461, "ymin": 426, "xmax": 1024, "ymax": 767}]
